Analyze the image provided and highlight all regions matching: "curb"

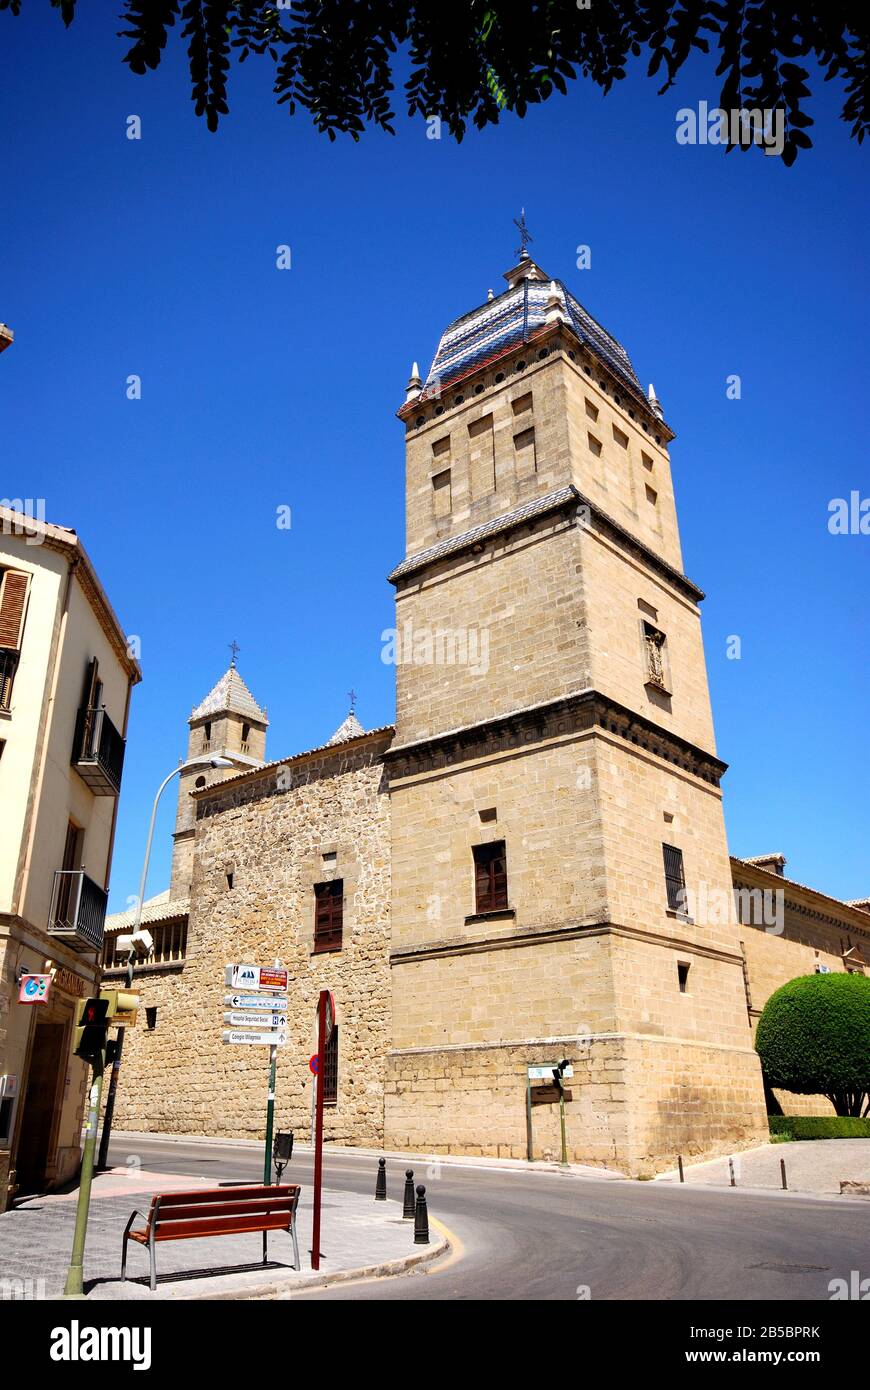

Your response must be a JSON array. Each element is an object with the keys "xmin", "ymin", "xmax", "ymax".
[{"xmin": 100, "ymin": 1221, "xmax": 451, "ymax": 1301}]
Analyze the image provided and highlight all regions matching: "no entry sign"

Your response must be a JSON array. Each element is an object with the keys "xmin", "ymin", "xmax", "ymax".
[{"xmin": 309, "ymin": 1054, "xmax": 319, "ymax": 1074}]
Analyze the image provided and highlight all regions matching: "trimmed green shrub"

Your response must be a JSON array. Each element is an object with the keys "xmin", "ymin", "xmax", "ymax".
[
  {"xmin": 769, "ymin": 1115, "xmax": 870, "ymax": 1140},
  {"xmin": 755, "ymin": 973, "xmax": 870, "ymax": 1117}
]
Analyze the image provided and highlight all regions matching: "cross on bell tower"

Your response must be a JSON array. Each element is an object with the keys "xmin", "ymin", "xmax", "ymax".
[{"xmin": 513, "ymin": 208, "xmax": 533, "ymax": 260}]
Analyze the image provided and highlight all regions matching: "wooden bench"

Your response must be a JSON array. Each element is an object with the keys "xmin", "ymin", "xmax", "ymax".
[{"xmin": 121, "ymin": 1184, "xmax": 301, "ymax": 1291}]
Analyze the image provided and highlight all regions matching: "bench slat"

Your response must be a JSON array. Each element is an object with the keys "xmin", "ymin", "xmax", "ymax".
[
  {"xmin": 153, "ymin": 1184, "xmax": 299, "ymax": 1209},
  {"xmin": 130, "ymin": 1212, "xmax": 294, "ymax": 1244},
  {"xmin": 152, "ymin": 1197, "xmax": 296, "ymax": 1223}
]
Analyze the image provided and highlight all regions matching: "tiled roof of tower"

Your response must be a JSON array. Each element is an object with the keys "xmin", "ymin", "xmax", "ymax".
[
  {"xmin": 422, "ymin": 273, "xmax": 643, "ymax": 402},
  {"xmin": 326, "ymin": 711, "xmax": 366, "ymax": 745},
  {"xmin": 190, "ymin": 665, "xmax": 268, "ymax": 724}
]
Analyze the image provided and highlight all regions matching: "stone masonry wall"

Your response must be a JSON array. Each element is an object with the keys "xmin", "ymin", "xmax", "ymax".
[{"xmin": 108, "ymin": 733, "xmax": 392, "ymax": 1146}]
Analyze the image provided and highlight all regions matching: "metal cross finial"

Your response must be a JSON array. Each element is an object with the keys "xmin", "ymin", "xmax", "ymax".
[
  {"xmin": 513, "ymin": 208, "xmax": 533, "ymax": 259},
  {"xmin": 348, "ymin": 688, "xmax": 357, "ymax": 712},
  {"xmin": 228, "ymin": 639, "xmax": 241, "ymax": 667}
]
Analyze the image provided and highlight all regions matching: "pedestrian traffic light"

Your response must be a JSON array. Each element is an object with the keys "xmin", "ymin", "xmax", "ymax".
[{"xmin": 74, "ymin": 997, "xmax": 109, "ymax": 1062}]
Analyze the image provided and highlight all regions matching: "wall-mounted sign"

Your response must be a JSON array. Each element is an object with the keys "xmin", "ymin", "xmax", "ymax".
[
  {"xmin": 222, "ymin": 1029, "xmax": 287, "ymax": 1047},
  {"xmin": 225, "ymin": 964, "xmax": 289, "ymax": 993},
  {"xmin": 223, "ymin": 1011, "xmax": 287, "ymax": 1029},
  {"xmin": 19, "ymin": 974, "xmax": 52, "ymax": 1004}
]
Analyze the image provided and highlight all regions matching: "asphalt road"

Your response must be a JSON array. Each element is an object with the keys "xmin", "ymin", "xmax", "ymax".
[{"xmin": 108, "ymin": 1133, "xmax": 870, "ymax": 1302}]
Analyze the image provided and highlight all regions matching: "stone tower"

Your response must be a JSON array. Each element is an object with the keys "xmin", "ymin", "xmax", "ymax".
[
  {"xmin": 382, "ymin": 248, "xmax": 768, "ymax": 1173},
  {"xmin": 170, "ymin": 661, "xmax": 268, "ymax": 898}
]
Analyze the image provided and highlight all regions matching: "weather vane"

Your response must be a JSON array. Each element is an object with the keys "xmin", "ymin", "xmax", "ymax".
[
  {"xmin": 514, "ymin": 208, "xmax": 533, "ymax": 259},
  {"xmin": 348, "ymin": 688, "xmax": 357, "ymax": 712},
  {"xmin": 228, "ymin": 639, "xmax": 241, "ymax": 667}
]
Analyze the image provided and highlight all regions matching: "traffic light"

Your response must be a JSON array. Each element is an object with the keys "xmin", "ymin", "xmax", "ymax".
[
  {"xmin": 99, "ymin": 988, "xmax": 139, "ymax": 1025},
  {"xmin": 74, "ymin": 997, "xmax": 109, "ymax": 1062}
]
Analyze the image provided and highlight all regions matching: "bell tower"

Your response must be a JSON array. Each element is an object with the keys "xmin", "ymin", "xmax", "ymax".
[
  {"xmin": 170, "ymin": 656, "xmax": 268, "ymax": 898},
  {"xmin": 383, "ymin": 239, "xmax": 768, "ymax": 1173}
]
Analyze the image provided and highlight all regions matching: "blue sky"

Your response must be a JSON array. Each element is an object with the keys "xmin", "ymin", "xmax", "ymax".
[{"xmin": 1, "ymin": 8, "xmax": 867, "ymax": 907}]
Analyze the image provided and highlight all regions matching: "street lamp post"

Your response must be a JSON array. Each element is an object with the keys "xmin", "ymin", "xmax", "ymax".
[{"xmin": 96, "ymin": 754, "xmax": 233, "ymax": 1170}]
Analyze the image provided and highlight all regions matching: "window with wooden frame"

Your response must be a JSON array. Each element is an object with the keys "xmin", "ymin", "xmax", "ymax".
[
  {"xmin": 473, "ymin": 841, "xmax": 508, "ymax": 914},
  {"xmin": 662, "ymin": 843, "xmax": 687, "ymax": 914},
  {"xmin": 314, "ymin": 879, "xmax": 344, "ymax": 952},
  {"xmin": 323, "ymin": 1026, "xmax": 339, "ymax": 1105},
  {"xmin": 0, "ymin": 568, "xmax": 29, "ymax": 711}
]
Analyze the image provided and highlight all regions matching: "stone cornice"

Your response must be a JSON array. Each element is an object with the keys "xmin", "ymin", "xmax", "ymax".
[
  {"xmin": 385, "ymin": 687, "xmax": 727, "ymax": 787},
  {"xmin": 390, "ymin": 918, "xmax": 744, "ymax": 968},
  {"xmin": 389, "ymin": 482, "xmax": 704, "ymax": 605},
  {"xmin": 732, "ymin": 860, "xmax": 870, "ymax": 940}
]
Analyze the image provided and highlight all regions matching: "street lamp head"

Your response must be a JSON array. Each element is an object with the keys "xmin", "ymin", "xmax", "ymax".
[{"xmin": 209, "ymin": 756, "xmax": 234, "ymax": 769}]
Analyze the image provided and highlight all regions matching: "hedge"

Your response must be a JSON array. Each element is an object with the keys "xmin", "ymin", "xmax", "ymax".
[
  {"xmin": 769, "ymin": 1115, "xmax": 870, "ymax": 1140},
  {"xmin": 755, "ymin": 973, "xmax": 870, "ymax": 1116}
]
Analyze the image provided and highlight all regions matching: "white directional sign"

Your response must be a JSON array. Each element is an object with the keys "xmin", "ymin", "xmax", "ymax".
[
  {"xmin": 222, "ymin": 1029, "xmax": 287, "ymax": 1047},
  {"xmin": 223, "ymin": 1011, "xmax": 287, "ymax": 1029},
  {"xmin": 225, "ymin": 994, "xmax": 289, "ymax": 1011},
  {"xmin": 527, "ymin": 1064, "xmax": 574, "ymax": 1080}
]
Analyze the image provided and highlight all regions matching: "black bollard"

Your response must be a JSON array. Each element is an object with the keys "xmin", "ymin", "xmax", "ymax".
[
  {"xmin": 780, "ymin": 1158, "xmax": 788, "ymax": 1191},
  {"xmin": 375, "ymin": 1157, "xmax": 387, "ymax": 1201},
  {"xmin": 414, "ymin": 1184, "xmax": 429, "ymax": 1245},
  {"xmin": 677, "ymin": 1155, "xmax": 684, "ymax": 1183},
  {"xmin": 403, "ymin": 1168, "xmax": 416, "ymax": 1219}
]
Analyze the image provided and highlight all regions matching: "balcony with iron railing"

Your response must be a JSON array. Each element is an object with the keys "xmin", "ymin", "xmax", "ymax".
[
  {"xmin": 72, "ymin": 703, "xmax": 125, "ymax": 795},
  {"xmin": 48, "ymin": 867, "xmax": 108, "ymax": 953},
  {"xmin": 0, "ymin": 647, "xmax": 19, "ymax": 711}
]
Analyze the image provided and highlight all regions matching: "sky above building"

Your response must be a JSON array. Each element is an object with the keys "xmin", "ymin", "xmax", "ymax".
[{"xmin": 1, "ymin": 8, "xmax": 867, "ymax": 907}]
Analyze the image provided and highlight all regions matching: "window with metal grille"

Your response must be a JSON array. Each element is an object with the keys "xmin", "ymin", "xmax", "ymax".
[
  {"xmin": 663, "ymin": 843, "xmax": 687, "ymax": 913},
  {"xmin": 323, "ymin": 1026, "xmax": 338, "ymax": 1106},
  {"xmin": 473, "ymin": 841, "xmax": 508, "ymax": 914},
  {"xmin": 314, "ymin": 879, "xmax": 343, "ymax": 952}
]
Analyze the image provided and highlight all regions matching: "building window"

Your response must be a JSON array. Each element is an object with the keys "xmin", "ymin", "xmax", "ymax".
[
  {"xmin": 645, "ymin": 483, "xmax": 658, "ymax": 510},
  {"xmin": 678, "ymin": 961, "xmax": 690, "ymax": 993},
  {"xmin": 641, "ymin": 450, "xmax": 654, "ymax": 471},
  {"xmin": 468, "ymin": 414, "xmax": 496, "ymax": 495},
  {"xmin": 0, "ymin": 568, "xmax": 29, "ymax": 710},
  {"xmin": 473, "ymin": 841, "xmax": 508, "ymax": 913},
  {"xmin": 314, "ymin": 879, "xmax": 344, "ymax": 952},
  {"xmin": 323, "ymin": 1026, "xmax": 339, "ymax": 1105},
  {"xmin": 241, "ymin": 722, "xmax": 251, "ymax": 752},
  {"xmin": 203, "ymin": 721, "xmax": 212, "ymax": 750},
  {"xmin": 146, "ymin": 1006, "xmax": 158, "ymax": 1030},
  {"xmin": 587, "ymin": 432, "xmax": 602, "ymax": 458},
  {"xmin": 612, "ymin": 424, "xmax": 629, "ymax": 449},
  {"xmin": 643, "ymin": 621, "xmax": 669, "ymax": 692},
  {"xmin": 585, "ymin": 399, "xmax": 599, "ymax": 422},
  {"xmin": 432, "ymin": 468, "xmax": 452, "ymax": 518},
  {"xmin": 663, "ymin": 843, "xmax": 687, "ymax": 914},
  {"xmin": 511, "ymin": 392, "xmax": 533, "ymax": 417}
]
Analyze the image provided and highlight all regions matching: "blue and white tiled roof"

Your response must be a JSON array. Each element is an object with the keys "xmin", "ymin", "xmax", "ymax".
[{"xmin": 422, "ymin": 265, "xmax": 642, "ymax": 403}]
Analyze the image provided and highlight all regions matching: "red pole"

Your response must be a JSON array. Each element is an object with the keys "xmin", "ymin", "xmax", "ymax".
[{"xmin": 311, "ymin": 990, "xmax": 327, "ymax": 1269}]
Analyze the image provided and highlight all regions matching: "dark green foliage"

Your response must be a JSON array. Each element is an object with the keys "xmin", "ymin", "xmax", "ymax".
[
  {"xmin": 769, "ymin": 1115, "xmax": 870, "ymax": 1140},
  {"xmin": 756, "ymin": 973, "xmax": 870, "ymax": 1117},
  {"xmin": 2, "ymin": 2, "xmax": 867, "ymax": 163}
]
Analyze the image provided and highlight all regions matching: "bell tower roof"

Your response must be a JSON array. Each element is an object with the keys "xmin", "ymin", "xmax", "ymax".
[{"xmin": 190, "ymin": 664, "xmax": 268, "ymax": 725}]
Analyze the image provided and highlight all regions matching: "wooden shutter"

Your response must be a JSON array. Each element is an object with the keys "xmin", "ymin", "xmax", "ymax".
[
  {"xmin": 314, "ymin": 880, "xmax": 344, "ymax": 952},
  {"xmin": 0, "ymin": 570, "xmax": 29, "ymax": 648},
  {"xmin": 474, "ymin": 841, "xmax": 508, "ymax": 913}
]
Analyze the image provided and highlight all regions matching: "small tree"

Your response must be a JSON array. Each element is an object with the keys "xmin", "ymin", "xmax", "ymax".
[{"xmin": 755, "ymin": 973, "xmax": 870, "ymax": 1118}]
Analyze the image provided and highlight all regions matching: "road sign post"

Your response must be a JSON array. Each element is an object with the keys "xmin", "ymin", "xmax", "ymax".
[
  {"xmin": 310, "ymin": 989, "xmax": 334, "ymax": 1271},
  {"xmin": 221, "ymin": 962, "xmax": 287, "ymax": 1187}
]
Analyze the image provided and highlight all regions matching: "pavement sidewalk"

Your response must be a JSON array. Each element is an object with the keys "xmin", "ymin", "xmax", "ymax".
[
  {"xmin": 654, "ymin": 1138, "xmax": 870, "ymax": 1196},
  {"xmin": 0, "ymin": 1169, "xmax": 446, "ymax": 1300}
]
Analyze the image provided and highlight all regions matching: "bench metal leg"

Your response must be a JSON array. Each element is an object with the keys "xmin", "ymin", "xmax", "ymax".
[
  {"xmin": 290, "ymin": 1221, "xmax": 300, "ymax": 1272},
  {"xmin": 148, "ymin": 1225, "xmax": 157, "ymax": 1293}
]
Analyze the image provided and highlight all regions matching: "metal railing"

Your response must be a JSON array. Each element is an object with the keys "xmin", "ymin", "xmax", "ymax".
[
  {"xmin": 0, "ymin": 647, "xmax": 18, "ymax": 711},
  {"xmin": 48, "ymin": 868, "xmax": 108, "ymax": 952},
  {"xmin": 72, "ymin": 704, "xmax": 125, "ymax": 795}
]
